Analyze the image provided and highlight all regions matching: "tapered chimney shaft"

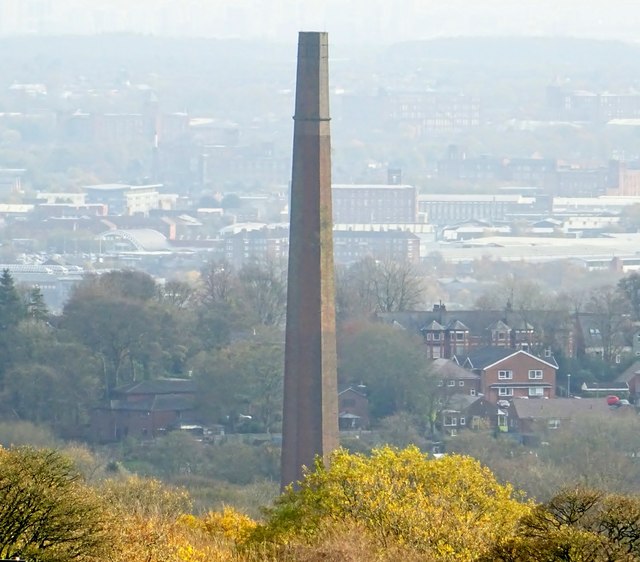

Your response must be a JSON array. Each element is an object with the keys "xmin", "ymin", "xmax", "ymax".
[{"xmin": 280, "ymin": 31, "xmax": 338, "ymax": 490}]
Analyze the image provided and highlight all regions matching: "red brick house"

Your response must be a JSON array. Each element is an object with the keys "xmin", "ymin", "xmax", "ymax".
[
  {"xmin": 90, "ymin": 378, "xmax": 196, "ymax": 442},
  {"xmin": 338, "ymin": 386, "xmax": 370, "ymax": 430},
  {"xmin": 455, "ymin": 348, "xmax": 558, "ymax": 403},
  {"xmin": 430, "ymin": 358, "xmax": 481, "ymax": 397},
  {"xmin": 377, "ymin": 306, "xmax": 574, "ymax": 359},
  {"xmin": 440, "ymin": 394, "xmax": 499, "ymax": 436}
]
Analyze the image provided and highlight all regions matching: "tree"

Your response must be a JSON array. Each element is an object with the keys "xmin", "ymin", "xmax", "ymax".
[
  {"xmin": 62, "ymin": 296, "xmax": 156, "ymax": 393},
  {"xmin": 191, "ymin": 327, "xmax": 284, "ymax": 432},
  {"xmin": 484, "ymin": 487, "xmax": 640, "ymax": 562},
  {"xmin": 336, "ymin": 258, "xmax": 425, "ymax": 319},
  {"xmin": 255, "ymin": 446, "xmax": 529, "ymax": 559},
  {"xmin": 199, "ymin": 259, "xmax": 237, "ymax": 307},
  {"xmin": 26, "ymin": 285, "xmax": 48, "ymax": 322},
  {"xmin": 160, "ymin": 279, "xmax": 194, "ymax": 309},
  {"xmin": 584, "ymin": 285, "xmax": 629, "ymax": 363},
  {"xmin": 0, "ymin": 269, "xmax": 25, "ymax": 328},
  {"xmin": 73, "ymin": 269, "xmax": 157, "ymax": 302},
  {"xmin": 0, "ymin": 447, "xmax": 109, "ymax": 561},
  {"xmin": 618, "ymin": 272, "xmax": 640, "ymax": 322},
  {"xmin": 237, "ymin": 260, "xmax": 287, "ymax": 327},
  {"xmin": 338, "ymin": 322, "xmax": 430, "ymax": 420}
]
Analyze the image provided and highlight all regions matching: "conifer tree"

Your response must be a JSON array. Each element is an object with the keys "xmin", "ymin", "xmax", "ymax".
[
  {"xmin": 27, "ymin": 286, "xmax": 48, "ymax": 322},
  {"xmin": 0, "ymin": 269, "xmax": 25, "ymax": 328}
]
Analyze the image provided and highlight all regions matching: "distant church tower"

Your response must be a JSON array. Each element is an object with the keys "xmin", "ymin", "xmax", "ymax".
[{"xmin": 280, "ymin": 31, "xmax": 339, "ymax": 490}]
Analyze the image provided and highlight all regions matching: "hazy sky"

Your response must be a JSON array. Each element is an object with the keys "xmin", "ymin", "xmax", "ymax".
[{"xmin": 1, "ymin": 0, "xmax": 640, "ymax": 44}]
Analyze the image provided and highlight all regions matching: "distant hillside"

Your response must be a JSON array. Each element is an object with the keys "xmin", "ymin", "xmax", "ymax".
[{"xmin": 386, "ymin": 36, "xmax": 640, "ymax": 68}]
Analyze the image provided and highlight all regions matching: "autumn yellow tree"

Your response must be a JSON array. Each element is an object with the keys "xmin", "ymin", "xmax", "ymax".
[{"xmin": 252, "ymin": 446, "xmax": 530, "ymax": 561}]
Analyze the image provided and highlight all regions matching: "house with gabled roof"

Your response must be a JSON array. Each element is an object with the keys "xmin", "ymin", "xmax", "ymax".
[
  {"xmin": 379, "ymin": 304, "xmax": 573, "ymax": 360},
  {"xmin": 455, "ymin": 347, "xmax": 558, "ymax": 403},
  {"xmin": 440, "ymin": 393, "xmax": 499, "ymax": 436},
  {"xmin": 338, "ymin": 386, "xmax": 370, "ymax": 430},
  {"xmin": 429, "ymin": 358, "xmax": 481, "ymax": 397},
  {"xmin": 90, "ymin": 377, "xmax": 196, "ymax": 442}
]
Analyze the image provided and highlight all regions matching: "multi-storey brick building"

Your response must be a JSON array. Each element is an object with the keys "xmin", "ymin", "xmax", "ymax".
[{"xmin": 332, "ymin": 183, "xmax": 417, "ymax": 224}]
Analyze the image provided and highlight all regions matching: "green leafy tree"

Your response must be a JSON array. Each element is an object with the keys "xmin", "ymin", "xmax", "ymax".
[
  {"xmin": 338, "ymin": 322, "xmax": 430, "ymax": 420},
  {"xmin": 191, "ymin": 327, "xmax": 284, "ymax": 432}
]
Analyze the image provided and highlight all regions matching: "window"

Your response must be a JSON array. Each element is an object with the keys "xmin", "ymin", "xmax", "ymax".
[
  {"xmin": 449, "ymin": 428, "xmax": 457, "ymax": 436},
  {"xmin": 497, "ymin": 332, "xmax": 506, "ymax": 341},
  {"xmin": 498, "ymin": 370, "xmax": 513, "ymax": 380},
  {"xmin": 459, "ymin": 380, "xmax": 464, "ymax": 387},
  {"xmin": 444, "ymin": 415, "xmax": 457, "ymax": 426},
  {"xmin": 548, "ymin": 419, "xmax": 560, "ymax": 430},
  {"xmin": 498, "ymin": 388, "xmax": 514, "ymax": 397},
  {"xmin": 529, "ymin": 387, "xmax": 544, "ymax": 397},
  {"xmin": 545, "ymin": 348, "xmax": 552, "ymax": 358},
  {"xmin": 528, "ymin": 370, "xmax": 543, "ymax": 380},
  {"xmin": 459, "ymin": 417, "xmax": 466, "ymax": 426},
  {"xmin": 426, "ymin": 333, "xmax": 432, "ymax": 341},
  {"xmin": 447, "ymin": 380, "xmax": 456, "ymax": 387},
  {"xmin": 433, "ymin": 333, "xmax": 441, "ymax": 341},
  {"xmin": 456, "ymin": 332, "xmax": 465, "ymax": 341},
  {"xmin": 470, "ymin": 389, "xmax": 476, "ymax": 396}
]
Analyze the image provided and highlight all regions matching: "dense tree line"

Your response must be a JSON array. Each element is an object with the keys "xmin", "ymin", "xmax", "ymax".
[
  {"xmin": 0, "ymin": 256, "xmax": 429, "ymax": 437},
  {"xmin": 5, "ymin": 443, "xmax": 640, "ymax": 561}
]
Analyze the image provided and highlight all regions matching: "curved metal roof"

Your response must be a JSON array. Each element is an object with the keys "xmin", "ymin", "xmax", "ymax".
[{"xmin": 98, "ymin": 229, "xmax": 169, "ymax": 252}]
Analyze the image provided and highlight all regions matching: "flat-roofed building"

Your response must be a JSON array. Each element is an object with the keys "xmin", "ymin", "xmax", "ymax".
[
  {"xmin": 417, "ymin": 194, "xmax": 536, "ymax": 226},
  {"xmin": 332, "ymin": 183, "xmax": 417, "ymax": 224},
  {"xmin": 83, "ymin": 183, "xmax": 162, "ymax": 216},
  {"xmin": 333, "ymin": 229, "xmax": 420, "ymax": 264}
]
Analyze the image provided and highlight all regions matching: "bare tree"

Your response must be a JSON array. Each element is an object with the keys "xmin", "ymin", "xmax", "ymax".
[
  {"xmin": 585, "ymin": 285, "xmax": 630, "ymax": 363},
  {"xmin": 238, "ymin": 259, "xmax": 287, "ymax": 327},
  {"xmin": 199, "ymin": 259, "xmax": 237, "ymax": 306},
  {"xmin": 337, "ymin": 258, "xmax": 424, "ymax": 318}
]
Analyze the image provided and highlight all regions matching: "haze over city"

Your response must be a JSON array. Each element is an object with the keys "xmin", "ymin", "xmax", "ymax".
[
  {"xmin": 2, "ymin": 0, "xmax": 640, "ymax": 43},
  {"xmin": 5, "ymin": 1, "xmax": 640, "ymax": 560}
]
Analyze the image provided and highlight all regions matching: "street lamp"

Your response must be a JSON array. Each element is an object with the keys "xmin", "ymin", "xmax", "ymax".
[{"xmin": 567, "ymin": 373, "xmax": 571, "ymax": 398}]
